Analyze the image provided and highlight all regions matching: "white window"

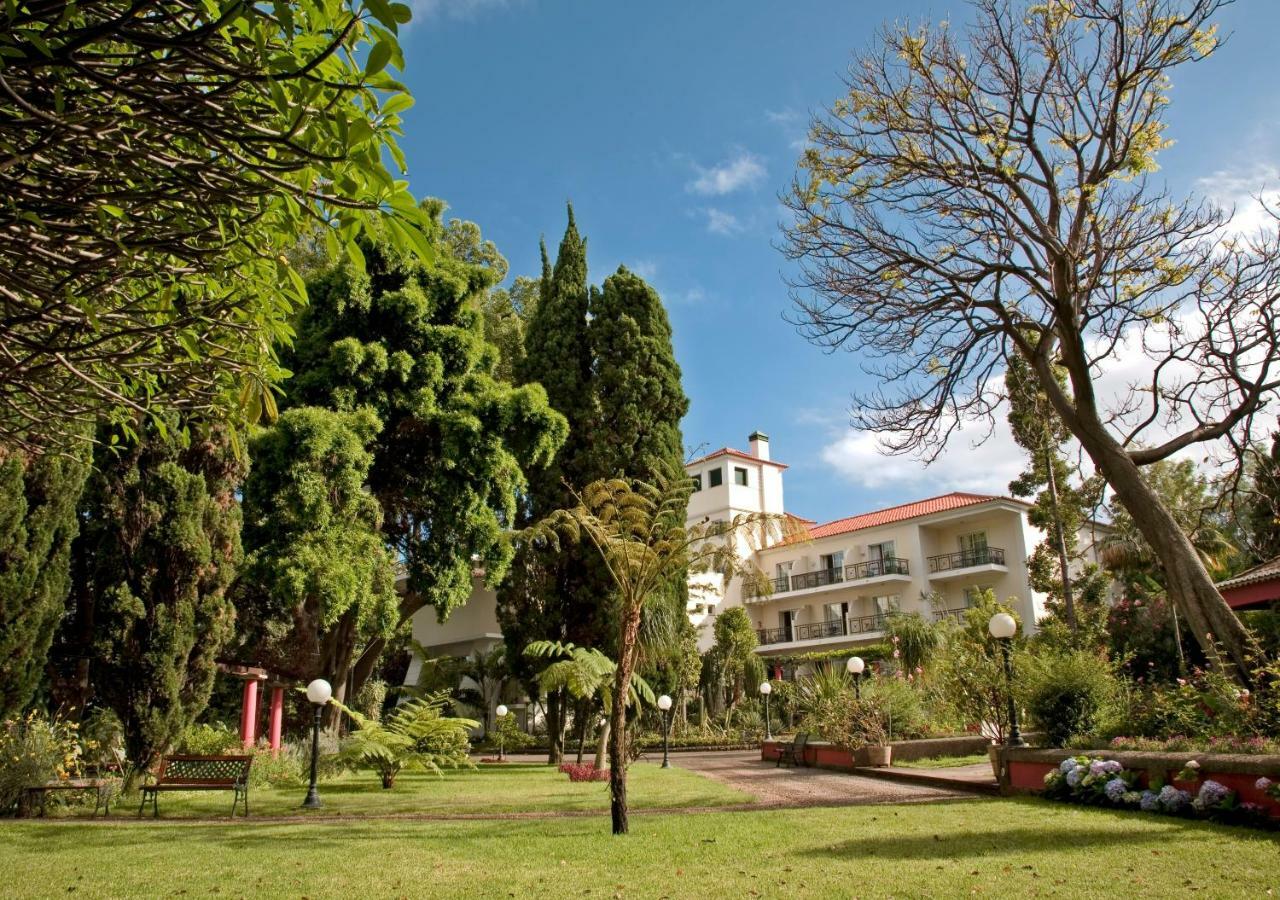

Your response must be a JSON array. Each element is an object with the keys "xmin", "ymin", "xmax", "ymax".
[
  {"xmin": 708, "ymin": 467, "xmax": 723, "ymax": 488},
  {"xmin": 734, "ymin": 466, "xmax": 749, "ymax": 486},
  {"xmin": 958, "ymin": 531, "xmax": 988, "ymax": 552},
  {"xmin": 873, "ymin": 594, "xmax": 901, "ymax": 616},
  {"xmin": 820, "ymin": 551, "xmax": 845, "ymax": 572}
]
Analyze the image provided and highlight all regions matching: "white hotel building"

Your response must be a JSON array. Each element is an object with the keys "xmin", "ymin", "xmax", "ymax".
[{"xmin": 405, "ymin": 431, "xmax": 1105, "ymax": 682}]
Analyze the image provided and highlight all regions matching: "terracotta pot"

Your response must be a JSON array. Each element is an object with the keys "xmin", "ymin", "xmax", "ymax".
[{"xmin": 857, "ymin": 745, "xmax": 892, "ymax": 767}]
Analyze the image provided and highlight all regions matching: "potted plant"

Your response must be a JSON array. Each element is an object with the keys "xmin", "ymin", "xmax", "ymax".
[{"xmin": 851, "ymin": 700, "xmax": 892, "ymax": 767}]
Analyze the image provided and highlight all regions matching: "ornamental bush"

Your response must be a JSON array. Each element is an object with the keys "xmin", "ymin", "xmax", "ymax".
[
  {"xmin": 1023, "ymin": 650, "xmax": 1116, "ymax": 747},
  {"xmin": 0, "ymin": 712, "xmax": 83, "ymax": 814}
]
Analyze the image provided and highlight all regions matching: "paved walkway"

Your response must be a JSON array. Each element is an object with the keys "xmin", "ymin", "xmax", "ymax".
[{"xmin": 664, "ymin": 750, "xmax": 981, "ymax": 808}]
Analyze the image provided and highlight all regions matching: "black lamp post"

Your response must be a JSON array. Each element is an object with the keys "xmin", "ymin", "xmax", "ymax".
[
  {"xmin": 302, "ymin": 678, "xmax": 332, "ymax": 809},
  {"xmin": 988, "ymin": 613, "xmax": 1026, "ymax": 747},
  {"xmin": 657, "ymin": 694, "xmax": 673, "ymax": 768},
  {"xmin": 846, "ymin": 656, "xmax": 865, "ymax": 700},
  {"xmin": 759, "ymin": 681, "xmax": 773, "ymax": 740}
]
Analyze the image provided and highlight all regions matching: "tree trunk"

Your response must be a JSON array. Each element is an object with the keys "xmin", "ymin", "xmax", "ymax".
[
  {"xmin": 608, "ymin": 603, "xmax": 643, "ymax": 835},
  {"xmin": 1043, "ymin": 445, "xmax": 1076, "ymax": 632},
  {"xmin": 1077, "ymin": 431, "xmax": 1254, "ymax": 681},
  {"xmin": 546, "ymin": 688, "xmax": 564, "ymax": 765},
  {"xmin": 576, "ymin": 699, "xmax": 589, "ymax": 765}
]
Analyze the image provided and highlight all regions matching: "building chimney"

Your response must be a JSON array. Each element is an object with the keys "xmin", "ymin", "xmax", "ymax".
[{"xmin": 748, "ymin": 431, "xmax": 770, "ymax": 461}]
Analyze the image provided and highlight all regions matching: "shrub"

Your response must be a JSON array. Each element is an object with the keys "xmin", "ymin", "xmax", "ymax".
[
  {"xmin": 558, "ymin": 763, "xmax": 609, "ymax": 782},
  {"xmin": 176, "ymin": 722, "xmax": 240, "ymax": 756},
  {"xmin": 862, "ymin": 676, "xmax": 930, "ymax": 741},
  {"xmin": 0, "ymin": 712, "xmax": 83, "ymax": 814},
  {"xmin": 248, "ymin": 744, "xmax": 307, "ymax": 788},
  {"xmin": 883, "ymin": 613, "xmax": 941, "ymax": 672},
  {"xmin": 337, "ymin": 693, "xmax": 476, "ymax": 788},
  {"xmin": 1023, "ymin": 650, "xmax": 1116, "ymax": 747}
]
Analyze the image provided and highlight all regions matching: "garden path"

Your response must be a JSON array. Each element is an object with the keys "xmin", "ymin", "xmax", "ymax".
[{"xmin": 662, "ymin": 750, "xmax": 981, "ymax": 807}]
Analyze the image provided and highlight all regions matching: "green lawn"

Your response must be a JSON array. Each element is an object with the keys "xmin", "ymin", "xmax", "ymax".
[
  {"xmin": 3, "ymin": 794, "xmax": 1277, "ymax": 898},
  {"xmin": 52, "ymin": 761, "xmax": 751, "ymax": 819},
  {"xmin": 893, "ymin": 754, "xmax": 990, "ymax": 769}
]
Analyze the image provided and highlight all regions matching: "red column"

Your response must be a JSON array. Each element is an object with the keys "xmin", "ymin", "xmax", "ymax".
[
  {"xmin": 268, "ymin": 686, "xmax": 284, "ymax": 756},
  {"xmin": 240, "ymin": 679, "xmax": 259, "ymax": 749}
]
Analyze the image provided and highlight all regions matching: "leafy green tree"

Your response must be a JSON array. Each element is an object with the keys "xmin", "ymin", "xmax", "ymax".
[
  {"xmin": 530, "ymin": 468, "xmax": 776, "ymax": 834},
  {"xmin": 1241, "ymin": 434, "xmax": 1280, "ymax": 563},
  {"xmin": 283, "ymin": 204, "xmax": 567, "ymax": 700},
  {"xmin": 235, "ymin": 407, "xmax": 398, "ymax": 726},
  {"xmin": 782, "ymin": 0, "xmax": 1274, "ymax": 681},
  {"xmin": 709, "ymin": 607, "xmax": 764, "ymax": 712},
  {"xmin": 66, "ymin": 422, "xmax": 244, "ymax": 777},
  {"xmin": 0, "ymin": 446, "xmax": 90, "ymax": 716},
  {"xmin": 883, "ymin": 612, "xmax": 941, "ymax": 673},
  {"xmin": 0, "ymin": 0, "xmax": 432, "ymax": 450},
  {"xmin": 497, "ymin": 208, "xmax": 690, "ymax": 762}
]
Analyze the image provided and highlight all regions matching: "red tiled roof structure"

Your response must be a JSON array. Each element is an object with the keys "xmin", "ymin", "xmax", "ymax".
[{"xmin": 800, "ymin": 492, "xmax": 1014, "ymax": 540}]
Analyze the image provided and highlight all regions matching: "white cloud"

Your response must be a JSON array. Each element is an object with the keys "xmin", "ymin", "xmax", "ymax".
[
  {"xmin": 409, "ymin": 0, "xmax": 514, "ymax": 21},
  {"xmin": 630, "ymin": 259, "xmax": 659, "ymax": 282},
  {"xmin": 765, "ymin": 109, "xmax": 801, "ymax": 125},
  {"xmin": 816, "ymin": 326, "xmax": 1267, "ymax": 496},
  {"xmin": 703, "ymin": 208, "xmax": 743, "ymax": 236},
  {"xmin": 687, "ymin": 151, "xmax": 766, "ymax": 196},
  {"xmin": 1195, "ymin": 165, "xmax": 1280, "ymax": 239}
]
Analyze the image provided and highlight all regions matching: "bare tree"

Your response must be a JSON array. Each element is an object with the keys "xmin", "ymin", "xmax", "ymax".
[{"xmin": 782, "ymin": 0, "xmax": 1278, "ymax": 680}]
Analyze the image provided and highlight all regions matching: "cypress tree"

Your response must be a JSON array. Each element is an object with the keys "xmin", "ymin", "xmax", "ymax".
[
  {"xmin": 589, "ymin": 266, "xmax": 688, "ymax": 480},
  {"xmin": 68, "ymin": 422, "xmax": 244, "ymax": 774},
  {"xmin": 0, "ymin": 445, "xmax": 90, "ymax": 717},
  {"xmin": 497, "ymin": 208, "xmax": 690, "ymax": 762}
]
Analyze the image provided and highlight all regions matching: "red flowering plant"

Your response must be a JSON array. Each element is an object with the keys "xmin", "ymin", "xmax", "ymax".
[{"xmin": 558, "ymin": 763, "xmax": 609, "ymax": 782}]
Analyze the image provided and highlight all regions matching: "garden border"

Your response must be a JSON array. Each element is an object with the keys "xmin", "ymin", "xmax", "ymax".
[{"xmin": 998, "ymin": 747, "xmax": 1280, "ymax": 818}]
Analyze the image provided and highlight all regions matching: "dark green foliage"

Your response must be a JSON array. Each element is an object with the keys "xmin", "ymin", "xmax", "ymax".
[
  {"xmin": 285, "ymin": 205, "xmax": 567, "ymax": 621},
  {"xmin": 1023, "ymin": 650, "xmax": 1116, "ymax": 747},
  {"xmin": 708, "ymin": 607, "xmax": 763, "ymax": 710},
  {"xmin": 589, "ymin": 267, "xmax": 688, "ymax": 479},
  {"xmin": 69, "ymin": 423, "xmax": 244, "ymax": 771},
  {"xmin": 235, "ymin": 407, "xmax": 398, "ymax": 709},
  {"xmin": 1242, "ymin": 433, "xmax": 1280, "ymax": 563},
  {"xmin": 498, "ymin": 209, "xmax": 689, "ymax": 702},
  {"xmin": 0, "ymin": 447, "xmax": 90, "ymax": 716}
]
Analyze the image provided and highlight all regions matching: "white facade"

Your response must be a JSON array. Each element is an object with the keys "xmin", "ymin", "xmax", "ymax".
[{"xmin": 406, "ymin": 431, "xmax": 1106, "ymax": 669}]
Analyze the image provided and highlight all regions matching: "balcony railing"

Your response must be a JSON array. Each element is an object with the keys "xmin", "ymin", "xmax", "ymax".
[
  {"xmin": 845, "ymin": 557, "xmax": 910, "ymax": 580},
  {"xmin": 756, "ymin": 614, "xmax": 887, "ymax": 646},
  {"xmin": 927, "ymin": 547, "xmax": 1006, "ymax": 573},
  {"xmin": 788, "ymin": 567, "xmax": 844, "ymax": 591},
  {"xmin": 742, "ymin": 575, "xmax": 792, "ymax": 600},
  {"xmin": 743, "ymin": 558, "xmax": 912, "ymax": 601},
  {"xmin": 932, "ymin": 607, "xmax": 970, "ymax": 624}
]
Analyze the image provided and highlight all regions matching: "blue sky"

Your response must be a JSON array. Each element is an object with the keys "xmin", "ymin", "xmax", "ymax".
[{"xmin": 394, "ymin": 0, "xmax": 1280, "ymax": 524}]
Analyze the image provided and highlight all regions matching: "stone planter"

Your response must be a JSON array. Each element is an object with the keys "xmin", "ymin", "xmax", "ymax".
[
  {"xmin": 857, "ymin": 745, "xmax": 892, "ymax": 767},
  {"xmin": 988, "ymin": 744, "xmax": 1002, "ymax": 780}
]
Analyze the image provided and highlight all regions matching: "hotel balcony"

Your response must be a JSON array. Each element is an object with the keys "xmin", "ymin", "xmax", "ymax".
[
  {"xmin": 755, "ymin": 613, "xmax": 888, "ymax": 648},
  {"xmin": 925, "ymin": 547, "xmax": 1008, "ymax": 581},
  {"xmin": 742, "ymin": 557, "xmax": 911, "ymax": 603}
]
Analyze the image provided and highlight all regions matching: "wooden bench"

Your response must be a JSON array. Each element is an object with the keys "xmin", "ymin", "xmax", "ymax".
[
  {"xmin": 21, "ymin": 778, "xmax": 115, "ymax": 818},
  {"xmin": 138, "ymin": 754, "xmax": 252, "ymax": 818},
  {"xmin": 775, "ymin": 732, "xmax": 810, "ymax": 768}
]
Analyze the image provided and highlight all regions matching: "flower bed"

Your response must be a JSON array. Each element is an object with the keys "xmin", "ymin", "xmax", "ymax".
[{"xmin": 1002, "ymin": 747, "xmax": 1280, "ymax": 826}]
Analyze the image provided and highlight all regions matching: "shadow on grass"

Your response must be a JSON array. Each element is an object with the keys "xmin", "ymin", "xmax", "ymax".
[{"xmin": 798, "ymin": 799, "xmax": 1280, "ymax": 862}]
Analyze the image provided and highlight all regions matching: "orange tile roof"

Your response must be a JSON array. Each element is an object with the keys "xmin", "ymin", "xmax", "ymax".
[
  {"xmin": 685, "ymin": 447, "xmax": 789, "ymax": 470},
  {"xmin": 799, "ymin": 492, "xmax": 1018, "ymax": 541}
]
